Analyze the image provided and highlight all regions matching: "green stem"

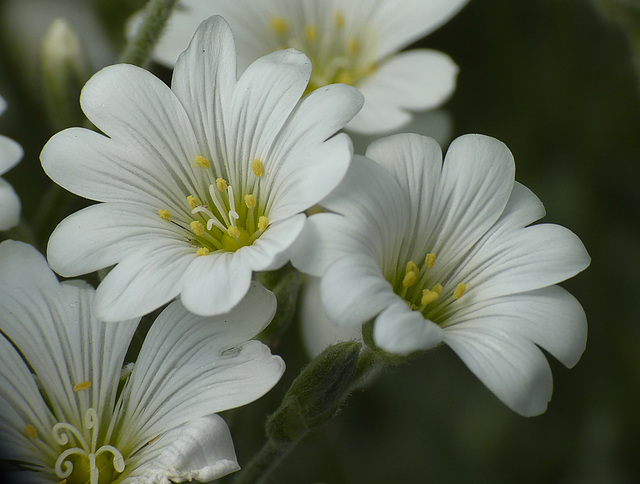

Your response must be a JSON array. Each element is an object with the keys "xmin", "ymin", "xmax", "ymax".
[
  {"xmin": 118, "ymin": 0, "xmax": 178, "ymax": 67},
  {"xmin": 232, "ymin": 439, "xmax": 294, "ymax": 484}
]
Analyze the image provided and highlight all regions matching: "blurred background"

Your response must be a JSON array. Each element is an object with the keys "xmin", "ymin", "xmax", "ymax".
[{"xmin": 0, "ymin": 0, "xmax": 638, "ymax": 482}]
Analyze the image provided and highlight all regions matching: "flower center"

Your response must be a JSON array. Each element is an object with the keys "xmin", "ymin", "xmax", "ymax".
[
  {"xmin": 392, "ymin": 252, "xmax": 467, "ymax": 325},
  {"xmin": 157, "ymin": 156, "xmax": 270, "ymax": 255},
  {"xmin": 268, "ymin": 10, "xmax": 378, "ymax": 95},
  {"xmin": 53, "ymin": 407, "xmax": 125, "ymax": 484}
]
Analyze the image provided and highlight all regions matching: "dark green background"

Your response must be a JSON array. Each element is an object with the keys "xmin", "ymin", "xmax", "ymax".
[{"xmin": 0, "ymin": 0, "xmax": 638, "ymax": 482}]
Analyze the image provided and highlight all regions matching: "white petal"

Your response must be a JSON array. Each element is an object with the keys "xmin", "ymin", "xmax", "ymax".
[
  {"xmin": 222, "ymin": 48, "xmax": 311, "ymax": 189},
  {"xmin": 171, "ymin": 15, "xmax": 236, "ymax": 163},
  {"xmin": 41, "ymin": 127, "xmax": 191, "ymax": 207},
  {"xmin": 350, "ymin": 50, "xmax": 458, "ymax": 135},
  {"xmin": 300, "ymin": 276, "xmax": 363, "ymax": 358},
  {"xmin": 238, "ymin": 213, "xmax": 306, "ymax": 271},
  {"xmin": 373, "ymin": 301, "xmax": 444, "ymax": 356},
  {"xmin": 0, "ymin": 177, "xmax": 21, "ymax": 230},
  {"xmin": 121, "ymin": 415, "xmax": 239, "ymax": 483},
  {"xmin": 93, "ymin": 240, "xmax": 195, "ymax": 322},
  {"xmin": 264, "ymin": 83, "xmax": 363, "ymax": 220},
  {"xmin": 446, "ymin": 286, "xmax": 587, "ymax": 368},
  {"xmin": 0, "ymin": 133, "xmax": 23, "ymax": 174},
  {"xmin": 350, "ymin": 109, "xmax": 453, "ymax": 156},
  {"xmin": 0, "ymin": 333, "xmax": 57, "ymax": 464},
  {"xmin": 47, "ymin": 202, "xmax": 181, "ymax": 277},
  {"xmin": 179, "ymin": 251, "xmax": 252, "ymax": 316},
  {"xmin": 444, "ymin": 321, "xmax": 554, "ymax": 417},
  {"xmin": 117, "ymin": 284, "xmax": 283, "ymax": 451},
  {"xmin": 427, "ymin": 134, "xmax": 515, "ymax": 275},
  {"xmin": 460, "ymin": 223, "xmax": 591, "ymax": 299},
  {"xmin": 0, "ymin": 241, "xmax": 138, "ymax": 428},
  {"xmin": 321, "ymin": 255, "xmax": 398, "ymax": 327},
  {"xmin": 62, "ymin": 63, "xmax": 201, "ymax": 195},
  {"xmin": 371, "ymin": 0, "xmax": 470, "ymax": 58}
]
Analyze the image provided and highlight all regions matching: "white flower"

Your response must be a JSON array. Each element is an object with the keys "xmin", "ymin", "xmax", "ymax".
[
  {"xmin": 41, "ymin": 16, "xmax": 363, "ymax": 321},
  {"xmin": 151, "ymin": 0, "xmax": 468, "ymax": 135},
  {"xmin": 0, "ymin": 240, "xmax": 284, "ymax": 483},
  {"xmin": 293, "ymin": 133, "xmax": 590, "ymax": 416},
  {"xmin": 0, "ymin": 95, "xmax": 23, "ymax": 230}
]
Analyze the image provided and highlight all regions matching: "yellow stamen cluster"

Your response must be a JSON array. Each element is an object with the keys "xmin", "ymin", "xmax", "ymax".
[
  {"xmin": 196, "ymin": 247, "xmax": 210, "ymax": 256},
  {"xmin": 270, "ymin": 16, "xmax": 289, "ymax": 34},
  {"xmin": 402, "ymin": 260, "xmax": 419, "ymax": 288},
  {"xmin": 453, "ymin": 283, "xmax": 467, "ymax": 299},
  {"xmin": 258, "ymin": 216, "xmax": 270, "ymax": 232},
  {"xmin": 190, "ymin": 221, "xmax": 205, "ymax": 236},
  {"xmin": 304, "ymin": 24, "xmax": 318, "ymax": 43},
  {"xmin": 23, "ymin": 424, "xmax": 37, "ymax": 440},
  {"xmin": 195, "ymin": 155, "xmax": 210, "ymax": 168},
  {"xmin": 187, "ymin": 195, "xmax": 200, "ymax": 209},
  {"xmin": 244, "ymin": 194, "xmax": 257, "ymax": 209},
  {"xmin": 421, "ymin": 283, "xmax": 443, "ymax": 306},
  {"xmin": 73, "ymin": 381, "xmax": 91, "ymax": 392},
  {"xmin": 425, "ymin": 252, "xmax": 436, "ymax": 269},
  {"xmin": 216, "ymin": 177, "xmax": 228, "ymax": 191},
  {"xmin": 252, "ymin": 159, "xmax": 264, "ymax": 177},
  {"xmin": 158, "ymin": 209, "xmax": 172, "ymax": 221}
]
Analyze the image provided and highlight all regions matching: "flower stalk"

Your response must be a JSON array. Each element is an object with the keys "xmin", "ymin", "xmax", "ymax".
[{"xmin": 119, "ymin": 0, "xmax": 178, "ymax": 67}]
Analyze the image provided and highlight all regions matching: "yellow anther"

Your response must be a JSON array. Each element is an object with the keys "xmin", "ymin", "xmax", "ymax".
[
  {"xmin": 196, "ymin": 247, "xmax": 210, "ymax": 256},
  {"xmin": 421, "ymin": 288, "xmax": 440, "ymax": 306},
  {"xmin": 195, "ymin": 155, "xmax": 210, "ymax": 168},
  {"xmin": 305, "ymin": 24, "xmax": 318, "ymax": 43},
  {"xmin": 453, "ymin": 283, "xmax": 467, "ymax": 300},
  {"xmin": 406, "ymin": 260, "xmax": 419, "ymax": 275},
  {"xmin": 216, "ymin": 178, "xmax": 228, "ymax": 191},
  {"xmin": 347, "ymin": 37, "xmax": 360, "ymax": 55},
  {"xmin": 335, "ymin": 11, "xmax": 345, "ymax": 28},
  {"xmin": 258, "ymin": 216, "xmax": 270, "ymax": 232},
  {"xmin": 228, "ymin": 226, "xmax": 241, "ymax": 239},
  {"xmin": 190, "ymin": 221, "xmax": 205, "ymax": 236},
  {"xmin": 245, "ymin": 194, "xmax": 257, "ymax": 209},
  {"xmin": 23, "ymin": 424, "xmax": 37, "ymax": 440},
  {"xmin": 73, "ymin": 381, "xmax": 91, "ymax": 392},
  {"xmin": 270, "ymin": 16, "xmax": 289, "ymax": 34},
  {"xmin": 252, "ymin": 159, "xmax": 264, "ymax": 177},
  {"xmin": 158, "ymin": 209, "xmax": 172, "ymax": 221},
  {"xmin": 425, "ymin": 252, "xmax": 437, "ymax": 269},
  {"xmin": 337, "ymin": 71, "xmax": 354, "ymax": 85},
  {"xmin": 402, "ymin": 271, "xmax": 418, "ymax": 288},
  {"xmin": 187, "ymin": 195, "xmax": 200, "ymax": 209},
  {"xmin": 431, "ymin": 283, "xmax": 443, "ymax": 296}
]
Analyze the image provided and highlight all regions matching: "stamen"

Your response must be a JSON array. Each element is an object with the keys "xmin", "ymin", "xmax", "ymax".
[
  {"xmin": 196, "ymin": 247, "xmax": 210, "ymax": 256},
  {"xmin": 244, "ymin": 194, "xmax": 257, "ymax": 209},
  {"xmin": 425, "ymin": 253, "xmax": 437, "ymax": 269},
  {"xmin": 347, "ymin": 37, "xmax": 360, "ymax": 55},
  {"xmin": 406, "ymin": 261, "xmax": 419, "ymax": 274},
  {"xmin": 305, "ymin": 25, "xmax": 318, "ymax": 43},
  {"xmin": 337, "ymin": 72, "xmax": 353, "ymax": 85},
  {"xmin": 453, "ymin": 283, "xmax": 466, "ymax": 299},
  {"xmin": 402, "ymin": 271, "xmax": 417, "ymax": 288},
  {"xmin": 252, "ymin": 159, "xmax": 264, "ymax": 177},
  {"xmin": 421, "ymin": 288, "xmax": 440, "ymax": 306},
  {"xmin": 227, "ymin": 185, "xmax": 240, "ymax": 222},
  {"xmin": 335, "ymin": 11, "xmax": 345, "ymax": 29},
  {"xmin": 190, "ymin": 221, "xmax": 205, "ymax": 236},
  {"xmin": 228, "ymin": 226, "xmax": 241, "ymax": 239},
  {"xmin": 73, "ymin": 381, "xmax": 91, "ymax": 392},
  {"xmin": 187, "ymin": 195, "xmax": 200, "ymax": 209},
  {"xmin": 431, "ymin": 283, "xmax": 443, "ymax": 296},
  {"xmin": 216, "ymin": 178, "xmax": 228, "ymax": 191},
  {"xmin": 258, "ymin": 216, "xmax": 270, "ymax": 232},
  {"xmin": 24, "ymin": 424, "xmax": 37, "ymax": 440},
  {"xmin": 270, "ymin": 16, "xmax": 289, "ymax": 34},
  {"xmin": 195, "ymin": 155, "xmax": 210, "ymax": 168},
  {"xmin": 157, "ymin": 209, "xmax": 172, "ymax": 222}
]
